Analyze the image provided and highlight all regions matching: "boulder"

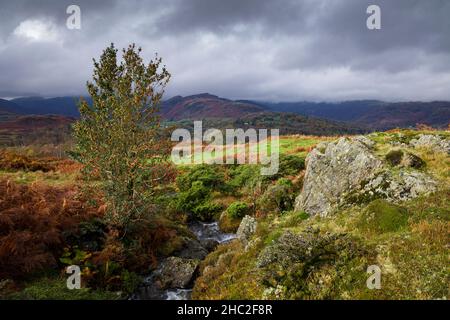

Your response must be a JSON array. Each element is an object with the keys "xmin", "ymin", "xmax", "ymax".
[
  {"xmin": 155, "ymin": 257, "xmax": 200, "ymax": 289},
  {"xmin": 294, "ymin": 136, "xmax": 383, "ymax": 216},
  {"xmin": 236, "ymin": 215, "xmax": 257, "ymax": 246},
  {"xmin": 295, "ymin": 136, "xmax": 438, "ymax": 216},
  {"xmin": 410, "ymin": 134, "xmax": 450, "ymax": 154},
  {"xmin": 359, "ymin": 170, "xmax": 437, "ymax": 202},
  {"xmin": 176, "ymin": 237, "xmax": 208, "ymax": 260}
]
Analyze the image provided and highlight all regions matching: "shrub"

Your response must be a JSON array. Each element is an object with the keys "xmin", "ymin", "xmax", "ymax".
[
  {"xmin": 176, "ymin": 164, "xmax": 225, "ymax": 192},
  {"xmin": 0, "ymin": 180, "xmax": 101, "ymax": 280},
  {"xmin": 358, "ymin": 199, "xmax": 409, "ymax": 234},
  {"xmin": 227, "ymin": 165, "xmax": 261, "ymax": 191},
  {"xmin": 193, "ymin": 202, "xmax": 223, "ymax": 221},
  {"xmin": 176, "ymin": 181, "xmax": 211, "ymax": 214},
  {"xmin": 227, "ymin": 202, "xmax": 250, "ymax": 219},
  {"xmin": 257, "ymin": 179, "xmax": 295, "ymax": 214},
  {"xmin": 0, "ymin": 151, "xmax": 54, "ymax": 172},
  {"xmin": 276, "ymin": 154, "xmax": 305, "ymax": 178}
]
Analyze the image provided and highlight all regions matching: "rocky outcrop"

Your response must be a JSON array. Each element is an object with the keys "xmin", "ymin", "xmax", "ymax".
[
  {"xmin": 354, "ymin": 170, "xmax": 437, "ymax": 203},
  {"xmin": 236, "ymin": 215, "xmax": 257, "ymax": 246},
  {"xmin": 294, "ymin": 136, "xmax": 383, "ymax": 216},
  {"xmin": 410, "ymin": 134, "xmax": 450, "ymax": 154},
  {"xmin": 256, "ymin": 228, "xmax": 357, "ymax": 268},
  {"xmin": 295, "ymin": 135, "xmax": 439, "ymax": 216},
  {"xmin": 154, "ymin": 257, "xmax": 200, "ymax": 289}
]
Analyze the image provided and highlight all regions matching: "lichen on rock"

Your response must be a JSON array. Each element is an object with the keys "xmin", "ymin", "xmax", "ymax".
[
  {"xmin": 294, "ymin": 136, "xmax": 383, "ymax": 216},
  {"xmin": 236, "ymin": 215, "xmax": 257, "ymax": 247},
  {"xmin": 410, "ymin": 134, "xmax": 450, "ymax": 154},
  {"xmin": 295, "ymin": 135, "xmax": 439, "ymax": 216}
]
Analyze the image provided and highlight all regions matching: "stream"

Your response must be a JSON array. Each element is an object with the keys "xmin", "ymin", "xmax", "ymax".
[{"xmin": 132, "ymin": 220, "xmax": 236, "ymax": 300}]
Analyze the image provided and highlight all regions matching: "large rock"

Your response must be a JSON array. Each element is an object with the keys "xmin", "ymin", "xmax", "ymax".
[
  {"xmin": 155, "ymin": 257, "xmax": 200, "ymax": 289},
  {"xmin": 294, "ymin": 136, "xmax": 383, "ymax": 216},
  {"xmin": 176, "ymin": 237, "xmax": 208, "ymax": 260},
  {"xmin": 410, "ymin": 134, "xmax": 450, "ymax": 154},
  {"xmin": 295, "ymin": 136, "xmax": 439, "ymax": 217},
  {"xmin": 236, "ymin": 215, "xmax": 257, "ymax": 246},
  {"xmin": 358, "ymin": 170, "xmax": 438, "ymax": 202}
]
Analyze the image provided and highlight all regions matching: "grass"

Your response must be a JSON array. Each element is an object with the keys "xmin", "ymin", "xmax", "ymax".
[
  {"xmin": 6, "ymin": 276, "xmax": 121, "ymax": 300},
  {"xmin": 1, "ymin": 129, "xmax": 448, "ymax": 300},
  {"xmin": 192, "ymin": 130, "xmax": 450, "ymax": 300}
]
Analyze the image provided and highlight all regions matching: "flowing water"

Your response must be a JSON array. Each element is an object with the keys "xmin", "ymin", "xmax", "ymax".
[
  {"xmin": 132, "ymin": 220, "xmax": 236, "ymax": 300},
  {"xmin": 189, "ymin": 221, "xmax": 237, "ymax": 244}
]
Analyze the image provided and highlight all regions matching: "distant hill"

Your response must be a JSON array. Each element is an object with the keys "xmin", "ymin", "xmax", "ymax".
[
  {"xmin": 257, "ymin": 100, "xmax": 450, "ymax": 129},
  {"xmin": 170, "ymin": 112, "xmax": 367, "ymax": 136},
  {"xmin": 11, "ymin": 96, "xmax": 84, "ymax": 117},
  {"xmin": 2, "ymin": 94, "xmax": 449, "ymax": 130},
  {"xmin": 0, "ymin": 114, "xmax": 74, "ymax": 146},
  {"xmin": 0, "ymin": 99, "xmax": 23, "ymax": 122},
  {"xmin": 161, "ymin": 93, "xmax": 264, "ymax": 120}
]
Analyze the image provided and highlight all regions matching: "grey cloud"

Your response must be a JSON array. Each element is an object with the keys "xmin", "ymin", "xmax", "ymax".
[{"xmin": 0, "ymin": 0, "xmax": 449, "ymax": 101}]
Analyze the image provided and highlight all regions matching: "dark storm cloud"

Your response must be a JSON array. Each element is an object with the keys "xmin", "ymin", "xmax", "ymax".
[{"xmin": 0, "ymin": 0, "xmax": 449, "ymax": 101}]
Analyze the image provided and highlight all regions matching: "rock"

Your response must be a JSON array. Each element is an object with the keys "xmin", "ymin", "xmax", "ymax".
[
  {"xmin": 294, "ymin": 137, "xmax": 383, "ymax": 216},
  {"xmin": 155, "ymin": 257, "xmax": 200, "ymax": 289},
  {"xmin": 352, "ymin": 135, "xmax": 376, "ymax": 149},
  {"xmin": 200, "ymin": 239, "xmax": 219, "ymax": 252},
  {"xmin": 361, "ymin": 170, "xmax": 437, "ymax": 202},
  {"xmin": 236, "ymin": 215, "xmax": 257, "ymax": 246},
  {"xmin": 410, "ymin": 134, "xmax": 450, "ymax": 154},
  {"xmin": 176, "ymin": 237, "xmax": 208, "ymax": 260},
  {"xmin": 256, "ymin": 228, "xmax": 356, "ymax": 268}
]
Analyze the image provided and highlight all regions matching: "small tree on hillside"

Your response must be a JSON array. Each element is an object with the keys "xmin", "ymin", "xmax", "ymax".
[{"xmin": 73, "ymin": 43, "xmax": 172, "ymax": 228}]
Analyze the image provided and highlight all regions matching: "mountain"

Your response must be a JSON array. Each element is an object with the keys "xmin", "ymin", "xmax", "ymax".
[
  {"xmin": 11, "ymin": 96, "xmax": 84, "ymax": 117},
  {"xmin": 3, "ymin": 94, "xmax": 449, "ymax": 130},
  {"xmin": 257, "ymin": 100, "xmax": 450, "ymax": 129},
  {"xmin": 161, "ymin": 93, "xmax": 265, "ymax": 120},
  {"xmin": 0, "ymin": 99, "xmax": 23, "ymax": 121},
  {"xmin": 354, "ymin": 101, "xmax": 450, "ymax": 129}
]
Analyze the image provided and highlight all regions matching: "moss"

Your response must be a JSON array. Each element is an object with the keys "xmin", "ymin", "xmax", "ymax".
[{"xmin": 358, "ymin": 199, "xmax": 409, "ymax": 234}]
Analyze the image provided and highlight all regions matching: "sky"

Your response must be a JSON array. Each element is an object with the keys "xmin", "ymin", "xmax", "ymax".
[{"xmin": 0, "ymin": 0, "xmax": 449, "ymax": 101}]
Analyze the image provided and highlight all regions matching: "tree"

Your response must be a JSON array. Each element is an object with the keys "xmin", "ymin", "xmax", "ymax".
[{"xmin": 73, "ymin": 43, "xmax": 172, "ymax": 228}]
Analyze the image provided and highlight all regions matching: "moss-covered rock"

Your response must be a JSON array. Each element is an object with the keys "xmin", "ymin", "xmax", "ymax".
[{"xmin": 358, "ymin": 199, "xmax": 409, "ymax": 234}]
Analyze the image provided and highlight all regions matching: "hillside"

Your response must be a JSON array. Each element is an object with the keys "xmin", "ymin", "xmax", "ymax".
[
  {"xmin": 171, "ymin": 112, "xmax": 367, "ymax": 136},
  {"xmin": 160, "ymin": 93, "xmax": 264, "ymax": 120},
  {"xmin": 0, "ymin": 129, "xmax": 447, "ymax": 300},
  {"xmin": 11, "ymin": 96, "xmax": 83, "ymax": 117},
  {"xmin": 0, "ymin": 115, "xmax": 74, "ymax": 146},
  {"xmin": 0, "ymin": 99, "xmax": 22, "ymax": 122},
  {"xmin": 259, "ymin": 100, "xmax": 450, "ymax": 130},
  {"xmin": 4, "ymin": 94, "xmax": 450, "ymax": 131}
]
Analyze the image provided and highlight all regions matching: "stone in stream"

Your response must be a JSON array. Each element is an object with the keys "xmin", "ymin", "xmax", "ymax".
[
  {"xmin": 155, "ymin": 257, "xmax": 200, "ymax": 289},
  {"xmin": 176, "ymin": 237, "xmax": 209, "ymax": 260}
]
